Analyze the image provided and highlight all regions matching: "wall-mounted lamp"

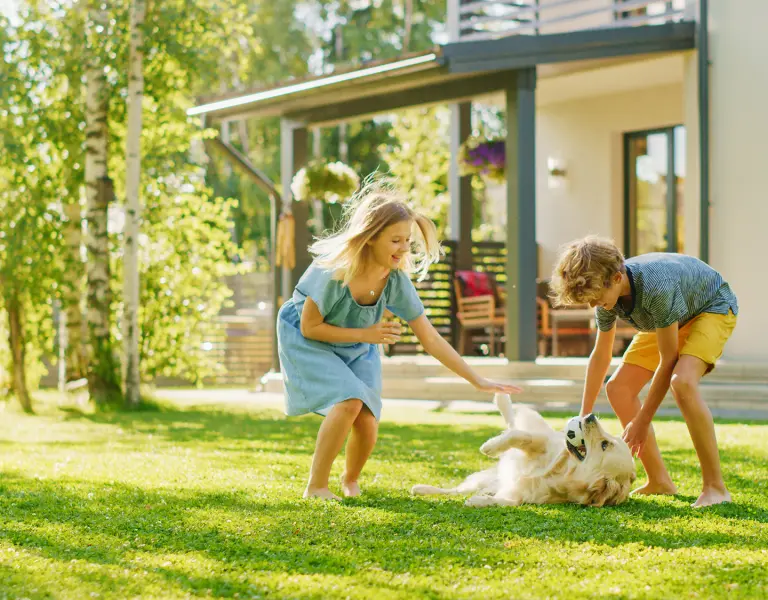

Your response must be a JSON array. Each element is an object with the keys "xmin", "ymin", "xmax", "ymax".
[{"xmin": 547, "ymin": 157, "xmax": 567, "ymax": 190}]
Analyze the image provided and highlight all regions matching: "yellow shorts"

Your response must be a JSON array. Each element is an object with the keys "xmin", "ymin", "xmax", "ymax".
[{"xmin": 623, "ymin": 311, "xmax": 737, "ymax": 374}]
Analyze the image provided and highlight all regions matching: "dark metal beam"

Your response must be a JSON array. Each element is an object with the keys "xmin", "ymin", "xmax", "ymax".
[
  {"xmin": 449, "ymin": 102, "xmax": 474, "ymax": 272},
  {"xmin": 505, "ymin": 68, "xmax": 538, "ymax": 362},
  {"xmin": 666, "ymin": 128, "xmax": 677, "ymax": 252},
  {"xmin": 448, "ymin": 101, "xmax": 473, "ymax": 352},
  {"xmin": 206, "ymin": 137, "xmax": 280, "ymax": 199},
  {"xmin": 285, "ymin": 71, "xmax": 514, "ymax": 126},
  {"xmin": 280, "ymin": 120, "xmax": 311, "ymax": 295},
  {"xmin": 205, "ymin": 135, "xmax": 283, "ymax": 373},
  {"xmin": 444, "ymin": 22, "xmax": 696, "ymax": 73},
  {"xmin": 697, "ymin": 0, "xmax": 710, "ymax": 263}
]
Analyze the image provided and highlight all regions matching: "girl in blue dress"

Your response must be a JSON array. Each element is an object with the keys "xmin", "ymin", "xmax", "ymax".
[{"xmin": 277, "ymin": 179, "xmax": 522, "ymax": 500}]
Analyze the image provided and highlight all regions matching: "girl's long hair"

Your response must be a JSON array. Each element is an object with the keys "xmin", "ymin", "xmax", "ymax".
[{"xmin": 309, "ymin": 176, "xmax": 442, "ymax": 283}]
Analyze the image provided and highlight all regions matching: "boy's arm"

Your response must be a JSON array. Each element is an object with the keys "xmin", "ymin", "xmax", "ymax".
[
  {"xmin": 623, "ymin": 322, "xmax": 678, "ymax": 453},
  {"xmin": 580, "ymin": 326, "xmax": 616, "ymax": 417},
  {"xmin": 637, "ymin": 322, "xmax": 679, "ymax": 421}
]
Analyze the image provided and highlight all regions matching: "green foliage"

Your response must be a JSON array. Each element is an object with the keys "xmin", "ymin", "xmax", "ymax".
[
  {"xmin": 1, "ymin": 0, "xmax": 263, "ymax": 390},
  {"xmin": 321, "ymin": 0, "xmax": 446, "ymax": 63},
  {"xmin": 113, "ymin": 178, "xmax": 243, "ymax": 385},
  {"xmin": 1, "ymin": 395, "xmax": 767, "ymax": 598},
  {"xmin": 380, "ymin": 107, "xmax": 451, "ymax": 236},
  {"xmin": 0, "ymin": 11, "xmax": 73, "ymax": 396},
  {"xmin": 291, "ymin": 160, "xmax": 360, "ymax": 203}
]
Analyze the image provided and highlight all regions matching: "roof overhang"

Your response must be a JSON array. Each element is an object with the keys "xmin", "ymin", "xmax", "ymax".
[
  {"xmin": 188, "ymin": 22, "xmax": 696, "ymax": 126},
  {"xmin": 442, "ymin": 21, "xmax": 696, "ymax": 73}
]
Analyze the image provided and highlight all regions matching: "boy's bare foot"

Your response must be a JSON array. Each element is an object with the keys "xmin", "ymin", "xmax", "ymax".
[
  {"xmin": 631, "ymin": 480, "xmax": 678, "ymax": 496},
  {"xmin": 341, "ymin": 480, "xmax": 361, "ymax": 497},
  {"xmin": 303, "ymin": 486, "xmax": 341, "ymax": 501},
  {"xmin": 693, "ymin": 487, "xmax": 731, "ymax": 508}
]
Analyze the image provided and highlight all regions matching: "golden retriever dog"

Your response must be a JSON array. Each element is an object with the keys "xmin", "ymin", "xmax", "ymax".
[{"xmin": 412, "ymin": 394, "xmax": 636, "ymax": 507}]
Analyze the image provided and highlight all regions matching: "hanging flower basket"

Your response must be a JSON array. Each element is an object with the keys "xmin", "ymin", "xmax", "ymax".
[
  {"xmin": 290, "ymin": 160, "xmax": 360, "ymax": 204},
  {"xmin": 458, "ymin": 137, "xmax": 506, "ymax": 183}
]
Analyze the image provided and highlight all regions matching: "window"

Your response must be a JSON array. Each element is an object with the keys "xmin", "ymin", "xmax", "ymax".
[{"xmin": 624, "ymin": 126, "xmax": 686, "ymax": 256}]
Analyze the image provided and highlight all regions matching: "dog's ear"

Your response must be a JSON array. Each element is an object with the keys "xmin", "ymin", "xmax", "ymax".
[{"xmin": 586, "ymin": 477, "xmax": 625, "ymax": 507}]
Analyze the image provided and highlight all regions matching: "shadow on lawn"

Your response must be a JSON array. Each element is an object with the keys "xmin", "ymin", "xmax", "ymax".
[
  {"xmin": 1, "ymin": 465, "xmax": 767, "ymax": 598},
  {"xmin": 51, "ymin": 402, "xmax": 768, "ymax": 505}
]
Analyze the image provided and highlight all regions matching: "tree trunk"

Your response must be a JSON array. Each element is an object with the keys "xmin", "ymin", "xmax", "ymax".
[
  {"xmin": 6, "ymin": 295, "xmax": 32, "ymax": 413},
  {"xmin": 123, "ymin": 0, "xmax": 147, "ymax": 408},
  {"xmin": 61, "ymin": 197, "xmax": 87, "ymax": 384},
  {"xmin": 85, "ymin": 0, "xmax": 121, "ymax": 405},
  {"xmin": 403, "ymin": 0, "xmax": 413, "ymax": 53},
  {"xmin": 334, "ymin": 24, "xmax": 348, "ymax": 162}
]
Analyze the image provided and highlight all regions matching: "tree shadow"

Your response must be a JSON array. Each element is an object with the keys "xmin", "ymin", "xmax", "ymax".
[{"xmin": 1, "ymin": 453, "xmax": 767, "ymax": 599}]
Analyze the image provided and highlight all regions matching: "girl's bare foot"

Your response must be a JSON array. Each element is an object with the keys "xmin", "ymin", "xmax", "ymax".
[
  {"xmin": 303, "ymin": 486, "xmax": 341, "ymax": 501},
  {"xmin": 631, "ymin": 480, "xmax": 678, "ymax": 496},
  {"xmin": 693, "ymin": 487, "xmax": 731, "ymax": 508},
  {"xmin": 341, "ymin": 479, "xmax": 361, "ymax": 497}
]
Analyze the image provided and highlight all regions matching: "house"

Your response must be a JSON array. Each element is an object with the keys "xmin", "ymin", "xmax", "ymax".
[{"xmin": 190, "ymin": 0, "xmax": 768, "ymax": 367}]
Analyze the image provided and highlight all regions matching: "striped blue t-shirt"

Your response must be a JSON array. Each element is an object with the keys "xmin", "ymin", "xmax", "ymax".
[{"xmin": 596, "ymin": 253, "xmax": 738, "ymax": 332}]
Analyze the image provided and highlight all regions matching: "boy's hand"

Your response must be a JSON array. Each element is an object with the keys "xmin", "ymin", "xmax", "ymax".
[{"xmin": 622, "ymin": 415, "xmax": 650, "ymax": 457}]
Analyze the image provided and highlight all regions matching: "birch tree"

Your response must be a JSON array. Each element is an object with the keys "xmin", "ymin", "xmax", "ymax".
[
  {"xmin": 85, "ymin": 0, "xmax": 121, "ymax": 404},
  {"xmin": 123, "ymin": 0, "xmax": 147, "ymax": 407}
]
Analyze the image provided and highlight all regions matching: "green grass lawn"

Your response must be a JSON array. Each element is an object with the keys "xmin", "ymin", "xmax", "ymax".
[{"xmin": 1, "ymin": 393, "xmax": 767, "ymax": 600}]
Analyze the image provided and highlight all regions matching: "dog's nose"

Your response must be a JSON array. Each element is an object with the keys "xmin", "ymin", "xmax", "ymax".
[{"xmin": 584, "ymin": 413, "xmax": 597, "ymax": 424}]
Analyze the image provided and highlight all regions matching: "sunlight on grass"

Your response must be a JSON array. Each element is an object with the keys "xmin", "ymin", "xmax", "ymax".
[{"xmin": 1, "ymin": 393, "xmax": 767, "ymax": 599}]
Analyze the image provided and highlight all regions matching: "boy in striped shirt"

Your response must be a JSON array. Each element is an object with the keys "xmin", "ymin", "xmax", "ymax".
[{"xmin": 550, "ymin": 236, "xmax": 738, "ymax": 507}]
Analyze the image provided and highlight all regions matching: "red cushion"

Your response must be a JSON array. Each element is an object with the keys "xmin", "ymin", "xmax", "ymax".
[{"xmin": 456, "ymin": 271, "xmax": 494, "ymax": 297}]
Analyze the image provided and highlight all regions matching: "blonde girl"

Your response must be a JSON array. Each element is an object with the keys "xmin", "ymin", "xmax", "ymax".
[{"xmin": 277, "ymin": 178, "xmax": 522, "ymax": 500}]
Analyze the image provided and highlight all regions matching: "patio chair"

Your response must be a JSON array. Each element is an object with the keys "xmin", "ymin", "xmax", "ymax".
[
  {"xmin": 535, "ymin": 279, "xmax": 593, "ymax": 357},
  {"xmin": 453, "ymin": 270, "xmax": 506, "ymax": 356}
]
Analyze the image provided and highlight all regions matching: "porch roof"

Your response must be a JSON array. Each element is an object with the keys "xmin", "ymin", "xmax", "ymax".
[{"xmin": 188, "ymin": 22, "xmax": 696, "ymax": 126}]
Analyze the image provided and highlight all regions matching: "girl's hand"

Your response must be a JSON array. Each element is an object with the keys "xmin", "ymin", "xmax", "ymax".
[
  {"xmin": 472, "ymin": 377, "xmax": 523, "ymax": 395},
  {"xmin": 361, "ymin": 320, "xmax": 403, "ymax": 345}
]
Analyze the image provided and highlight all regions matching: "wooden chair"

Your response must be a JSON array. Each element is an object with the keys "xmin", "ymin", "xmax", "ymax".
[
  {"xmin": 535, "ymin": 297, "xmax": 594, "ymax": 356},
  {"xmin": 453, "ymin": 271, "xmax": 506, "ymax": 356}
]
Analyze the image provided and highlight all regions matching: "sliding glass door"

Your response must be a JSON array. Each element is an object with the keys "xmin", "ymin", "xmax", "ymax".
[{"xmin": 624, "ymin": 126, "xmax": 685, "ymax": 257}]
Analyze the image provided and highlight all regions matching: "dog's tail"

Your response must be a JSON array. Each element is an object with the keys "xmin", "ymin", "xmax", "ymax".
[{"xmin": 411, "ymin": 468, "xmax": 498, "ymax": 497}]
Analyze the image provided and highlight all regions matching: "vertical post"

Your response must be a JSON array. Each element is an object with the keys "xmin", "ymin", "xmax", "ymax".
[
  {"xmin": 697, "ymin": 0, "xmax": 710, "ymax": 262},
  {"xmin": 280, "ymin": 119, "xmax": 310, "ymax": 296},
  {"xmin": 505, "ymin": 68, "xmax": 538, "ymax": 362},
  {"xmin": 665, "ymin": 128, "xmax": 677, "ymax": 252},
  {"xmin": 270, "ymin": 190, "xmax": 280, "ymax": 373},
  {"xmin": 447, "ymin": 0, "xmax": 460, "ymax": 41},
  {"xmin": 449, "ymin": 102, "xmax": 474, "ymax": 271},
  {"xmin": 449, "ymin": 102, "xmax": 473, "ymax": 351}
]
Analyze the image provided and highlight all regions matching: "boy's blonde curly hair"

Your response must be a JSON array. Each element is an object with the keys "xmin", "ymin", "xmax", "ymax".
[{"xmin": 549, "ymin": 236, "xmax": 625, "ymax": 306}]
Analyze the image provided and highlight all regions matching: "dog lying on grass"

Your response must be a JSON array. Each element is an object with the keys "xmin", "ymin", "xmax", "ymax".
[{"xmin": 412, "ymin": 394, "xmax": 636, "ymax": 507}]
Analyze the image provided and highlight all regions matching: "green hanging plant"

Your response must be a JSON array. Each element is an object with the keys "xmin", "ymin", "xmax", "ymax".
[{"xmin": 290, "ymin": 160, "xmax": 360, "ymax": 204}]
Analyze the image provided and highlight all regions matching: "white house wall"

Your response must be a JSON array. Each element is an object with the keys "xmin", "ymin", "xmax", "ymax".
[
  {"xmin": 708, "ymin": 0, "xmax": 768, "ymax": 361},
  {"xmin": 535, "ymin": 83, "xmax": 684, "ymax": 278}
]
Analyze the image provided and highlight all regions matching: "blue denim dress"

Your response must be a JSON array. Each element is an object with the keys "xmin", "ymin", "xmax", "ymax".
[{"xmin": 277, "ymin": 263, "xmax": 425, "ymax": 420}]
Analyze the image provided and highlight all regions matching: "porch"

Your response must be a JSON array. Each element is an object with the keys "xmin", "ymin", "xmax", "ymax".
[{"xmin": 189, "ymin": 0, "xmax": 705, "ymax": 375}]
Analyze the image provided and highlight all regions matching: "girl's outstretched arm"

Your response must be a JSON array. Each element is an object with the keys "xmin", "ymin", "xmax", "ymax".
[{"xmin": 408, "ymin": 314, "xmax": 523, "ymax": 395}]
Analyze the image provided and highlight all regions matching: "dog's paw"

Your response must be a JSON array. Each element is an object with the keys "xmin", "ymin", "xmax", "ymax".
[
  {"xmin": 410, "ymin": 484, "xmax": 430, "ymax": 496},
  {"xmin": 465, "ymin": 495, "xmax": 495, "ymax": 508},
  {"xmin": 480, "ymin": 435, "xmax": 507, "ymax": 457}
]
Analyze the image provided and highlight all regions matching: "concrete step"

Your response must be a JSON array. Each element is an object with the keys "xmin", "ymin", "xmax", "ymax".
[
  {"xmin": 260, "ymin": 368, "xmax": 768, "ymax": 418},
  {"xmin": 381, "ymin": 356, "xmax": 768, "ymax": 385}
]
